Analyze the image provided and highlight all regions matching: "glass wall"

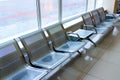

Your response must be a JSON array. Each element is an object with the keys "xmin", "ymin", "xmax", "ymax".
[
  {"xmin": 40, "ymin": 0, "xmax": 59, "ymax": 28},
  {"xmin": 0, "ymin": 0, "xmax": 104, "ymax": 43},
  {"xmin": 87, "ymin": 0, "xmax": 95, "ymax": 11},
  {"xmin": 96, "ymin": 0, "xmax": 103, "ymax": 8},
  {"xmin": 0, "ymin": 0, "xmax": 38, "ymax": 43},
  {"xmin": 62, "ymin": 0, "xmax": 87, "ymax": 21}
]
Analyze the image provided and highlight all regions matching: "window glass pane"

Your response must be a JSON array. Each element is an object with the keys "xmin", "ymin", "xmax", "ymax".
[
  {"xmin": 62, "ymin": 0, "xmax": 87, "ymax": 21},
  {"xmin": 87, "ymin": 0, "xmax": 95, "ymax": 11},
  {"xmin": 0, "ymin": 0, "xmax": 38, "ymax": 43},
  {"xmin": 96, "ymin": 0, "xmax": 103, "ymax": 8},
  {"xmin": 40, "ymin": 0, "xmax": 59, "ymax": 28}
]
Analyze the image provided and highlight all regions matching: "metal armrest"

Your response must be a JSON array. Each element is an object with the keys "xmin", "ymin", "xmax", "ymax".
[
  {"xmin": 67, "ymin": 31, "xmax": 82, "ymax": 41},
  {"xmin": 84, "ymin": 25, "xmax": 97, "ymax": 33},
  {"xmin": 84, "ymin": 25, "xmax": 94, "ymax": 29},
  {"xmin": 66, "ymin": 31, "xmax": 81, "ymax": 41},
  {"xmin": 48, "ymin": 41, "xmax": 68, "ymax": 53},
  {"xmin": 54, "ymin": 49, "xmax": 71, "ymax": 53},
  {"xmin": 23, "ymin": 53, "xmax": 31, "ymax": 65},
  {"xmin": 106, "ymin": 14, "xmax": 116, "ymax": 19},
  {"xmin": 48, "ymin": 41, "xmax": 57, "ymax": 51},
  {"xmin": 48, "ymin": 40, "xmax": 78, "ymax": 53},
  {"xmin": 23, "ymin": 53, "xmax": 42, "ymax": 68}
]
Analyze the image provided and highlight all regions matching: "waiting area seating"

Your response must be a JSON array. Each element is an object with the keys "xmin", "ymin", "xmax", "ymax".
[
  {"xmin": 67, "ymin": 28, "xmax": 96, "ymax": 46},
  {"xmin": 19, "ymin": 30, "xmax": 70, "ymax": 70},
  {"xmin": 45, "ymin": 24, "xmax": 86, "ymax": 56},
  {"xmin": 97, "ymin": 7, "xmax": 120, "ymax": 23},
  {"xmin": 0, "ymin": 40, "xmax": 47, "ymax": 80},
  {"xmin": 1, "ymin": 7, "xmax": 120, "ymax": 80},
  {"xmin": 91, "ymin": 9, "xmax": 114, "ymax": 28},
  {"xmin": 82, "ymin": 12, "xmax": 113, "ymax": 35}
]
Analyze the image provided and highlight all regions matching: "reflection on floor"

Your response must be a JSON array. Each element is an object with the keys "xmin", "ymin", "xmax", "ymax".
[{"xmin": 49, "ymin": 25, "xmax": 120, "ymax": 80}]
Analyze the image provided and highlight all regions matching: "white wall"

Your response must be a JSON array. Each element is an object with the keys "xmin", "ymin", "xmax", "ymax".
[{"xmin": 103, "ymin": 0, "xmax": 116, "ymax": 13}]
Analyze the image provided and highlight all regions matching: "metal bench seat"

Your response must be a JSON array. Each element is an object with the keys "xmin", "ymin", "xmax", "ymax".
[
  {"xmin": 20, "ymin": 30, "xmax": 70, "ymax": 70},
  {"xmin": 32, "ymin": 52, "xmax": 69, "ymax": 69},
  {"xmin": 82, "ymin": 12, "xmax": 112, "ymax": 34},
  {"xmin": 97, "ymin": 7, "xmax": 119, "ymax": 24},
  {"xmin": 0, "ymin": 40, "xmax": 47, "ymax": 80},
  {"xmin": 45, "ymin": 24, "xmax": 86, "ymax": 55},
  {"xmin": 56, "ymin": 41, "xmax": 85, "ymax": 53}
]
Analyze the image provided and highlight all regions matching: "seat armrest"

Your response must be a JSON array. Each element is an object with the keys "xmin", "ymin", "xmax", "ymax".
[
  {"xmin": 84, "ymin": 25, "xmax": 97, "ymax": 33},
  {"xmin": 66, "ymin": 31, "xmax": 81, "ymax": 41},
  {"xmin": 48, "ymin": 41, "xmax": 68, "ymax": 53},
  {"xmin": 23, "ymin": 53, "xmax": 43, "ymax": 68},
  {"xmin": 106, "ymin": 14, "xmax": 116, "ymax": 19},
  {"xmin": 23, "ymin": 53, "xmax": 31, "ymax": 65},
  {"xmin": 54, "ymin": 49, "xmax": 71, "ymax": 53},
  {"xmin": 84, "ymin": 25, "xmax": 94, "ymax": 29}
]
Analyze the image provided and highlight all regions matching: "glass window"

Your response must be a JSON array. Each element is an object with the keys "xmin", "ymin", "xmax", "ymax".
[
  {"xmin": 96, "ymin": 0, "xmax": 103, "ymax": 8},
  {"xmin": 62, "ymin": 0, "xmax": 87, "ymax": 21},
  {"xmin": 0, "ymin": 0, "xmax": 38, "ymax": 43},
  {"xmin": 87, "ymin": 0, "xmax": 95, "ymax": 11},
  {"xmin": 40, "ymin": 0, "xmax": 59, "ymax": 28}
]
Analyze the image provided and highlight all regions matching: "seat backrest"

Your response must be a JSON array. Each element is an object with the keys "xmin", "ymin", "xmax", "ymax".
[
  {"xmin": 20, "ymin": 30, "xmax": 50, "ymax": 62},
  {"xmin": 97, "ymin": 7, "xmax": 106, "ymax": 22},
  {"xmin": 82, "ymin": 12, "xmax": 95, "ymax": 26},
  {"xmin": 91, "ymin": 10, "xmax": 101, "ymax": 26},
  {"xmin": 45, "ymin": 24, "xmax": 68, "ymax": 47},
  {"xmin": 0, "ymin": 40, "xmax": 26, "ymax": 79}
]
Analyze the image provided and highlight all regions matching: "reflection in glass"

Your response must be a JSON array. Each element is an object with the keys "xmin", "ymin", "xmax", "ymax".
[
  {"xmin": 62, "ymin": 0, "xmax": 87, "ymax": 20},
  {"xmin": 40, "ymin": 0, "xmax": 59, "ymax": 28}
]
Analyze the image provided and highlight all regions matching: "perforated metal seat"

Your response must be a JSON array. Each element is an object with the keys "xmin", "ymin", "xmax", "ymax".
[
  {"xmin": 45, "ymin": 24, "xmax": 86, "ymax": 55},
  {"xmin": 91, "ymin": 10, "xmax": 113, "ymax": 28},
  {"xmin": 0, "ymin": 40, "xmax": 47, "ymax": 80},
  {"xmin": 82, "ymin": 12, "xmax": 111, "ymax": 34},
  {"xmin": 97, "ymin": 7, "xmax": 119, "ymax": 24},
  {"xmin": 20, "ymin": 30, "xmax": 69, "ymax": 69}
]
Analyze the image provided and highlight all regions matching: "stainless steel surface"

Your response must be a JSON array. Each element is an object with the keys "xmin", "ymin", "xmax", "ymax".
[
  {"xmin": 56, "ymin": 41, "xmax": 86, "ymax": 53},
  {"xmin": 74, "ymin": 29, "xmax": 94, "ymax": 38},
  {"xmin": 5, "ymin": 67, "xmax": 47, "ymax": 80},
  {"xmin": 32, "ymin": 52, "xmax": 69, "ymax": 69}
]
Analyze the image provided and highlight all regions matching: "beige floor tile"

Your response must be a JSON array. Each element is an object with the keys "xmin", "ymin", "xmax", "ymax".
[
  {"xmin": 82, "ymin": 74, "xmax": 103, "ymax": 80},
  {"xmin": 72, "ymin": 56, "xmax": 97, "ymax": 73},
  {"xmin": 60, "ymin": 66, "xmax": 86, "ymax": 80},
  {"xmin": 100, "ymin": 50, "xmax": 120, "ymax": 66},
  {"xmin": 88, "ymin": 60, "xmax": 120, "ymax": 80},
  {"xmin": 108, "ymin": 39, "xmax": 120, "ymax": 52},
  {"xmin": 49, "ymin": 75, "xmax": 65, "ymax": 80},
  {"xmin": 49, "ymin": 69, "xmax": 66, "ymax": 80},
  {"xmin": 87, "ymin": 47, "xmax": 105, "ymax": 60},
  {"xmin": 98, "ymin": 36, "xmax": 113, "ymax": 49}
]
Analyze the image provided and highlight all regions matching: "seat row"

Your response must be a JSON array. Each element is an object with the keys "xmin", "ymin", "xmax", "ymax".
[
  {"xmin": 0, "ymin": 7, "xmax": 120, "ymax": 80},
  {"xmin": 66, "ymin": 7, "xmax": 120, "ymax": 49},
  {"xmin": 0, "ymin": 24, "xmax": 87, "ymax": 80}
]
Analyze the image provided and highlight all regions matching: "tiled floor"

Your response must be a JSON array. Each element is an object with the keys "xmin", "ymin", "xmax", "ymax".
[
  {"xmin": 49, "ymin": 25, "xmax": 120, "ymax": 80},
  {"xmin": 83, "ymin": 26, "xmax": 120, "ymax": 80}
]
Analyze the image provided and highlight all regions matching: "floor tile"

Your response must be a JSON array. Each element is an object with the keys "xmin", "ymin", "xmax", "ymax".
[
  {"xmin": 82, "ymin": 74, "xmax": 103, "ymax": 80},
  {"xmin": 72, "ymin": 56, "xmax": 97, "ymax": 73},
  {"xmin": 98, "ymin": 36, "xmax": 113, "ymax": 49},
  {"xmin": 87, "ymin": 47, "xmax": 105, "ymax": 60},
  {"xmin": 60, "ymin": 66, "xmax": 86, "ymax": 80},
  {"xmin": 108, "ymin": 39, "xmax": 120, "ymax": 52},
  {"xmin": 100, "ymin": 50, "xmax": 120, "ymax": 66},
  {"xmin": 88, "ymin": 60, "xmax": 120, "ymax": 80}
]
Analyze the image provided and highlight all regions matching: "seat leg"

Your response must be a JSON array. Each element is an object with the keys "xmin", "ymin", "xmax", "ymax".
[{"xmin": 87, "ymin": 38, "xmax": 96, "ymax": 47}]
